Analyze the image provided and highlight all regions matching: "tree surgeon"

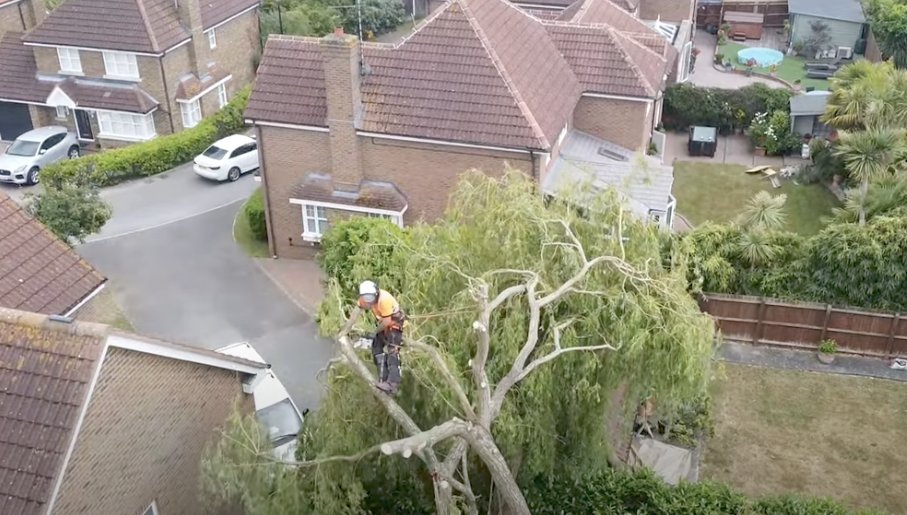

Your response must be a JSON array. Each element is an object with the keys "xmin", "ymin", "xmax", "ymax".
[{"xmin": 357, "ymin": 281, "xmax": 408, "ymax": 394}]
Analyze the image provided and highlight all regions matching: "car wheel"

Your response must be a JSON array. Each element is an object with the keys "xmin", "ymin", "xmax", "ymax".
[
  {"xmin": 227, "ymin": 167, "xmax": 241, "ymax": 182},
  {"xmin": 26, "ymin": 167, "xmax": 39, "ymax": 186},
  {"xmin": 68, "ymin": 146, "xmax": 80, "ymax": 159}
]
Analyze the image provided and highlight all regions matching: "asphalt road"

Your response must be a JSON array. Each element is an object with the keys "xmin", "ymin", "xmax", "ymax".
[{"xmin": 77, "ymin": 168, "xmax": 334, "ymax": 411}]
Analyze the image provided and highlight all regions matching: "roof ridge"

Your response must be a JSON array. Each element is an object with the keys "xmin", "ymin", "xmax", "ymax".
[
  {"xmin": 389, "ymin": 1, "xmax": 457, "ymax": 49},
  {"xmin": 607, "ymin": 27, "xmax": 658, "ymax": 97},
  {"xmin": 573, "ymin": 0, "xmax": 595, "ymax": 22},
  {"xmin": 457, "ymin": 0, "xmax": 550, "ymax": 148},
  {"xmin": 133, "ymin": 0, "xmax": 161, "ymax": 52},
  {"xmin": 0, "ymin": 307, "xmax": 109, "ymax": 339}
]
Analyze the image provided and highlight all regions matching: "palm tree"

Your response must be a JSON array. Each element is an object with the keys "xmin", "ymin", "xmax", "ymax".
[
  {"xmin": 823, "ymin": 61, "xmax": 907, "ymax": 131},
  {"xmin": 827, "ymin": 175, "xmax": 907, "ymax": 224},
  {"xmin": 737, "ymin": 191, "xmax": 787, "ymax": 231},
  {"xmin": 737, "ymin": 229, "xmax": 779, "ymax": 269},
  {"xmin": 834, "ymin": 128, "xmax": 907, "ymax": 225}
]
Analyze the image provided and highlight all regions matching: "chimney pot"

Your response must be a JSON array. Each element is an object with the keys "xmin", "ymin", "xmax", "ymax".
[{"xmin": 334, "ymin": 27, "xmax": 344, "ymax": 36}]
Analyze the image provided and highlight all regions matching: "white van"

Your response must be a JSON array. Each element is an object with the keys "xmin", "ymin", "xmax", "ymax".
[{"xmin": 216, "ymin": 342, "xmax": 306, "ymax": 462}]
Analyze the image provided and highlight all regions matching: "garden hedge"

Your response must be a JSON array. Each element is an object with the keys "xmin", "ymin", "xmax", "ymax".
[
  {"xmin": 42, "ymin": 86, "xmax": 251, "ymax": 189},
  {"xmin": 243, "ymin": 187, "xmax": 268, "ymax": 241},
  {"xmin": 525, "ymin": 468, "xmax": 887, "ymax": 515},
  {"xmin": 663, "ymin": 82, "xmax": 792, "ymax": 134}
]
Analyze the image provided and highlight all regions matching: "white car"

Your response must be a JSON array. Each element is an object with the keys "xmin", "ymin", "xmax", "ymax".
[
  {"xmin": 193, "ymin": 134, "xmax": 259, "ymax": 182},
  {"xmin": 216, "ymin": 342, "xmax": 305, "ymax": 462}
]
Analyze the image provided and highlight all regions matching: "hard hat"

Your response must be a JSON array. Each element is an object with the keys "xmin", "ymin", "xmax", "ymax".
[{"xmin": 359, "ymin": 281, "xmax": 379, "ymax": 296}]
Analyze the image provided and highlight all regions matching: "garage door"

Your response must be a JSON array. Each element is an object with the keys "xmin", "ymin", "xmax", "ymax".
[{"xmin": 0, "ymin": 102, "xmax": 34, "ymax": 141}]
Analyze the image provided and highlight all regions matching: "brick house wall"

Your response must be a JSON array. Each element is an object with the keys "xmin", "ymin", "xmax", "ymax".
[
  {"xmin": 208, "ymin": 10, "xmax": 259, "ymax": 101},
  {"xmin": 259, "ymin": 125, "xmax": 538, "ymax": 259},
  {"xmin": 50, "ymin": 347, "xmax": 253, "ymax": 515},
  {"xmin": 573, "ymin": 96, "xmax": 653, "ymax": 153}
]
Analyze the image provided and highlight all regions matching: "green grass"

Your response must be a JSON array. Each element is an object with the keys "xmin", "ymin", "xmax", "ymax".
[
  {"xmin": 672, "ymin": 161, "xmax": 839, "ymax": 235},
  {"xmin": 717, "ymin": 42, "xmax": 829, "ymax": 91},
  {"xmin": 233, "ymin": 200, "xmax": 270, "ymax": 258},
  {"xmin": 703, "ymin": 364, "xmax": 907, "ymax": 515}
]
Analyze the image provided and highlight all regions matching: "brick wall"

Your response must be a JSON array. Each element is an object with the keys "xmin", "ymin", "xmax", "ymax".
[
  {"xmin": 0, "ymin": 2, "xmax": 25, "ymax": 37},
  {"xmin": 573, "ymin": 96, "xmax": 652, "ymax": 153},
  {"xmin": 51, "ymin": 347, "xmax": 253, "ymax": 515},
  {"xmin": 321, "ymin": 32, "xmax": 363, "ymax": 188},
  {"xmin": 258, "ymin": 124, "xmax": 537, "ymax": 259},
  {"xmin": 208, "ymin": 10, "xmax": 259, "ymax": 93},
  {"xmin": 161, "ymin": 45, "xmax": 194, "ymax": 131}
]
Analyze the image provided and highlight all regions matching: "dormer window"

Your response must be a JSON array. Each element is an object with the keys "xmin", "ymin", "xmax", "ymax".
[
  {"xmin": 103, "ymin": 51, "xmax": 140, "ymax": 80},
  {"xmin": 57, "ymin": 48, "xmax": 82, "ymax": 74}
]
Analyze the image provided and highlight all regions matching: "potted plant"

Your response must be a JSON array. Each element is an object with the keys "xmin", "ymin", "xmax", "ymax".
[
  {"xmin": 817, "ymin": 339, "xmax": 837, "ymax": 364},
  {"xmin": 769, "ymin": 63, "xmax": 778, "ymax": 77},
  {"xmin": 791, "ymin": 40, "xmax": 804, "ymax": 57},
  {"xmin": 714, "ymin": 52, "xmax": 724, "ymax": 65},
  {"xmin": 793, "ymin": 79, "xmax": 802, "ymax": 93},
  {"xmin": 745, "ymin": 58, "xmax": 757, "ymax": 76},
  {"xmin": 717, "ymin": 29, "xmax": 727, "ymax": 45}
]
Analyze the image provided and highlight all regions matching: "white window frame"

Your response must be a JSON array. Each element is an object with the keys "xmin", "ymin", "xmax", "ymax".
[
  {"xmin": 180, "ymin": 99, "xmax": 201, "ymax": 129},
  {"xmin": 293, "ymin": 200, "xmax": 404, "ymax": 242},
  {"xmin": 302, "ymin": 204, "xmax": 330, "ymax": 242},
  {"xmin": 142, "ymin": 501, "xmax": 159, "ymax": 515},
  {"xmin": 96, "ymin": 110, "xmax": 157, "ymax": 141},
  {"xmin": 206, "ymin": 29, "xmax": 217, "ymax": 49},
  {"xmin": 55, "ymin": 106, "xmax": 68, "ymax": 119},
  {"xmin": 217, "ymin": 83, "xmax": 228, "ymax": 109},
  {"xmin": 102, "ymin": 51, "xmax": 139, "ymax": 80},
  {"xmin": 679, "ymin": 41, "xmax": 693, "ymax": 83},
  {"xmin": 57, "ymin": 47, "xmax": 82, "ymax": 74}
]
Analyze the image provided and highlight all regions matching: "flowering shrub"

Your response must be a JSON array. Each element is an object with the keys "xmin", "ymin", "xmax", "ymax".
[{"xmin": 749, "ymin": 110, "xmax": 802, "ymax": 155}]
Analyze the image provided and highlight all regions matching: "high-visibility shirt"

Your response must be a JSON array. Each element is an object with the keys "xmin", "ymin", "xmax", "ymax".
[{"xmin": 359, "ymin": 289, "xmax": 407, "ymax": 330}]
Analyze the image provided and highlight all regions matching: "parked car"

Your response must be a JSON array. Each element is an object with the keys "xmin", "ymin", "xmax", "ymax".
[
  {"xmin": 193, "ymin": 134, "xmax": 259, "ymax": 182},
  {"xmin": 0, "ymin": 126, "xmax": 80, "ymax": 185},
  {"xmin": 216, "ymin": 342, "xmax": 305, "ymax": 462}
]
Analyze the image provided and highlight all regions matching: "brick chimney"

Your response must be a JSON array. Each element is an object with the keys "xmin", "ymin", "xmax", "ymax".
[
  {"xmin": 29, "ymin": 0, "xmax": 48, "ymax": 28},
  {"xmin": 320, "ymin": 27, "xmax": 363, "ymax": 191},
  {"xmin": 175, "ymin": 0, "xmax": 211, "ymax": 77}
]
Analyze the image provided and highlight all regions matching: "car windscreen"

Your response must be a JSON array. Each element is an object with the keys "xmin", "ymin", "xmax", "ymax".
[
  {"xmin": 257, "ymin": 398, "xmax": 303, "ymax": 447},
  {"xmin": 202, "ymin": 145, "xmax": 228, "ymax": 160},
  {"xmin": 6, "ymin": 140, "xmax": 40, "ymax": 157}
]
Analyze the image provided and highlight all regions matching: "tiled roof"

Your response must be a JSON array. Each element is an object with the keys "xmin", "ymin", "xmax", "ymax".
[
  {"xmin": 0, "ymin": 33, "xmax": 53, "ymax": 104},
  {"xmin": 53, "ymin": 78, "xmax": 160, "ymax": 114},
  {"xmin": 0, "ymin": 191, "xmax": 106, "ymax": 316},
  {"xmin": 558, "ymin": 0, "xmax": 651, "ymax": 32},
  {"xmin": 175, "ymin": 65, "xmax": 232, "ymax": 101},
  {"xmin": 291, "ymin": 173, "xmax": 409, "ymax": 212},
  {"xmin": 22, "ymin": 0, "xmax": 190, "ymax": 53},
  {"xmin": 511, "ymin": 0, "xmax": 574, "ymax": 7},
  {"xmin": 201, "ymin": 0, "xmax": 260, "ymax": 29},
  {"xmin": 545, "ymin": 23, "xmax": 665, "ymax": 97},
  {"xmin": 0, "ymin": 309, "xmax": 107, "ymax": 515},
  {"xmin": 244, "ymin": 36, "xmax": 327, "ymax": 128}
]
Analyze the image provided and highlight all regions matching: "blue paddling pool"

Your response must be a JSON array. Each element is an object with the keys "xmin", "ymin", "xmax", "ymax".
[{"xmin": 737, "ymin": 47, "xmax": 784, "ymax": 67}]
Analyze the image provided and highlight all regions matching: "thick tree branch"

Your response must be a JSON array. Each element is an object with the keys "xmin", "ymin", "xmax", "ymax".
[
  {"xmin": 515, "ymin": 320, "xmax": 618, "ymax": 382},
  {"xmin": 472, "ymin": 284, "xmax": 495, "ymax": 424},
  {"xmin": 405, "ymin": 337, "xmax": 477, "ymax": 421}
]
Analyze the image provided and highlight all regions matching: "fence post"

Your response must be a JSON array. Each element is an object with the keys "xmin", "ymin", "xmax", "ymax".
[
  {"xmin": 819, "ymin": 304, "xmax": 832, "ymax": 342},
  {"xmin": 753, "ymin": 298, "xmax": 766, "ymax": 344},
  {"xmin": 886, "ymin": 313, "xmax": 900, "ymax": 358}
]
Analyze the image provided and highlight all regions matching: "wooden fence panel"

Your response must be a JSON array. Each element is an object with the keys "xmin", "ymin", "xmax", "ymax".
[{"xmin": 699, "ymin": 293, "xmax": 907, "ymax": 358}]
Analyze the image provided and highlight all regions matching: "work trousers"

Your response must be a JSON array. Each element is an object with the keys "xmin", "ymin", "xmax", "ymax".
[{"xmin": 371, "ymin": 328, "xmax": 402, "ymax": 385}]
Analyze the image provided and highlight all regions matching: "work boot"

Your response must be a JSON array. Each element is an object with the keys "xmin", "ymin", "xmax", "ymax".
[{"xmin": 376, "ymin": 381, "xmax": 395, "ymax": 394}]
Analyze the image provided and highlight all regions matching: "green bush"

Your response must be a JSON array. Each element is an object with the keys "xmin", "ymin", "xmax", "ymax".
[
  {"xmin": 525, "ymin": 468, "xmax": 888, "ymax": 515},
  {"xmin": 42, "ymin": 86, "xmax": 251, "ymax": 189},
  {"xmin": 663, "ymin": 83, "xmax": 792, "ymax": 133},
  {"xmin": 243, "ymin": 188, "xmax": 267, "ymax": 241}
]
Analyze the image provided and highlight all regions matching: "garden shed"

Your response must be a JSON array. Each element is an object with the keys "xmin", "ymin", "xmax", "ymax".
[
  {"xmin": 789, "ymin": 91, "xmax": 834, "ymax": 138},
  {"xmin": 788, "ymin": 0, "xmax": 867, "ymax": 55},
  {"xmin": 723, "ymin": 11, "xmax": 764, "ymax": 40}
]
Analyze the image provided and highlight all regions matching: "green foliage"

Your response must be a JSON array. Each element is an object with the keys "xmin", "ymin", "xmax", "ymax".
[
  {"xmin": 260, "ymin": 0, "xmax": 338, "ymax": 38},
  {"xmin": 23, "ymin": 183, "xmax": 112, "ymax": 244},
  {"xmin": 342, "ymin": 0, "xmax": 406, "ymax": 36},
  {"xmin": 865, "ymin": 0, "xmax": 907, "ymax": 69},
  {"xmin": 663, "ymin": 83, "xmax": 792, "ymax": 133},
  {"xmin": 525, "ymin": 468, "xmax": 889, "ymax": 515},
  {"xmin": 738, "ymin": 191, "xmax": 787, "ymax": 232},
  {"xmin": 243, "ymin": 188, "xmax": 268, "ymax": 241},
  {"xmin": 42, "ymin": 87, "xmax": 250, "ymax": 189},
  {"xmin": 677, "ymin": 214, "xmax": 907, "ymax": 311},
  {"xmin": 748, "ymin": 110, "xmax": 802, "ymax": 155},
  {"xmin": 306, "ymin": 170, "xmax": 716, "ymax": 512},
  {"xmin": 829, "ymin": 175, "xmax": 907, "ymax": 223},
  {"xmin": 818, "ymin": 339, "xmax": 838, "ymax": 354}
]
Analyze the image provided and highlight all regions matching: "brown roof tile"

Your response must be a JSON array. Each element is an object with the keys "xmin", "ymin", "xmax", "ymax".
[
  {"xmin": 22, "ymin": 0, "xmax": 189, "ymax": 53},
  {"xmin": 511, "ymin": 0, "xmax": 574, "ymax": 7},
  {"xmin": 53, "ymin": 77, "xmax": 160, "ymax": 114},
  {"xmin": 201, "ymin": 0, "xmax": 259, "ymax": 30},
  {"xmin": 0, "ymin": 192, "xmax": 106, "ymax": 316},
  {"xmin": 175, "ymin": 65, "xmax": 232, "ymax": 100},
  {"xmin": 0, "ymin": 33, "xmax": 53, "ymax": 104},
  {"xmin": 558, "ymin": 0, "xmax": 651, "ymax": 32},
  {"xmin": 244, "ymin": 36, "xmax": 327, "ymax": 127},
  {"xmin": 0, "ymin": 309, "xmax": 106, "ymax": 515},
  {"xmin": 291, "ymin": 173, "xmax": 409, "ymax": 212}
]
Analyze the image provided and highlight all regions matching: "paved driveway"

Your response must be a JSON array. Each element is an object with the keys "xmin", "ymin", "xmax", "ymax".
[{"xmin": 78, "ymin": 168, "xmax": 334, "ymax": 411}]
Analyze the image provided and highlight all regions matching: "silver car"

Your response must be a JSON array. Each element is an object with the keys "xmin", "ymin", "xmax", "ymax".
[{"xmin": 0, "ymin": 126, "xmax": 81, "ymax": 185}]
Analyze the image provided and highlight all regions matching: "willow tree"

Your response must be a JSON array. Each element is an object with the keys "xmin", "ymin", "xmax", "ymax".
[{"xmin": 204, "ymin": 170, "xmax": 716, "ymax": 515}]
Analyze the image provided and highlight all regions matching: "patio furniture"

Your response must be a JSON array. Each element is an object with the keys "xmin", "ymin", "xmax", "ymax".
[
  {"xmin": 688, "ymin": 126, "xmax": 718, "ymax": 158},
  {"xmin": 806, "ymin": 69, "xmax": 836, "ymax": 79},
  {"xmin": 804, "ymin": 59, "xmax": 841, "ymax": 70},
  {"xmin": 746, "ymin": 165, "xmax": 771, "ymax": 174}
]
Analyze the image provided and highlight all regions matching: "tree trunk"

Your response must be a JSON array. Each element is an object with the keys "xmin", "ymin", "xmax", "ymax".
[
  {"xmin": 859, "ymin": 178, "xmax": 869, "ymax": 226},
  {"xmin": 467, "ymin": 425, "xmax": 531, "ymax": 515}
]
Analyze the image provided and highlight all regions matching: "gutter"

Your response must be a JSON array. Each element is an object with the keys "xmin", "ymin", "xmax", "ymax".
[
  {"xmin": 62, "ymin": 281, "xmax": 108, "ymax": 318},
  {"xmin": 158, "ymin": 59, "xmax": 176, "ymax": 134}
]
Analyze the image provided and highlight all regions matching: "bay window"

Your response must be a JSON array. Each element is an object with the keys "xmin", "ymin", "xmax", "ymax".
[
  {"xmin": 297, "ymin": 202, "xmax": 404, "ymax": 242},
  {"xmin": 97, "ymin": 111, "xmax": 156, "ymax": 141},
  {"xmin": 181, "ymin": 100, "xmax": 201, "ymax": 129}
]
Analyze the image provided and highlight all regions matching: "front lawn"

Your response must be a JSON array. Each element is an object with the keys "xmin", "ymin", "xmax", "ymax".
[
  {"xmin": 672, "ymin": 161, "xmax": 839, "ymax": 235},
  {"xmin": 702, "ymin": 363, "xmax": 907, "ymax": 515},
  {"xmin": 717, "ymin": 42, "xmax": 829, "ymax": 91}
]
